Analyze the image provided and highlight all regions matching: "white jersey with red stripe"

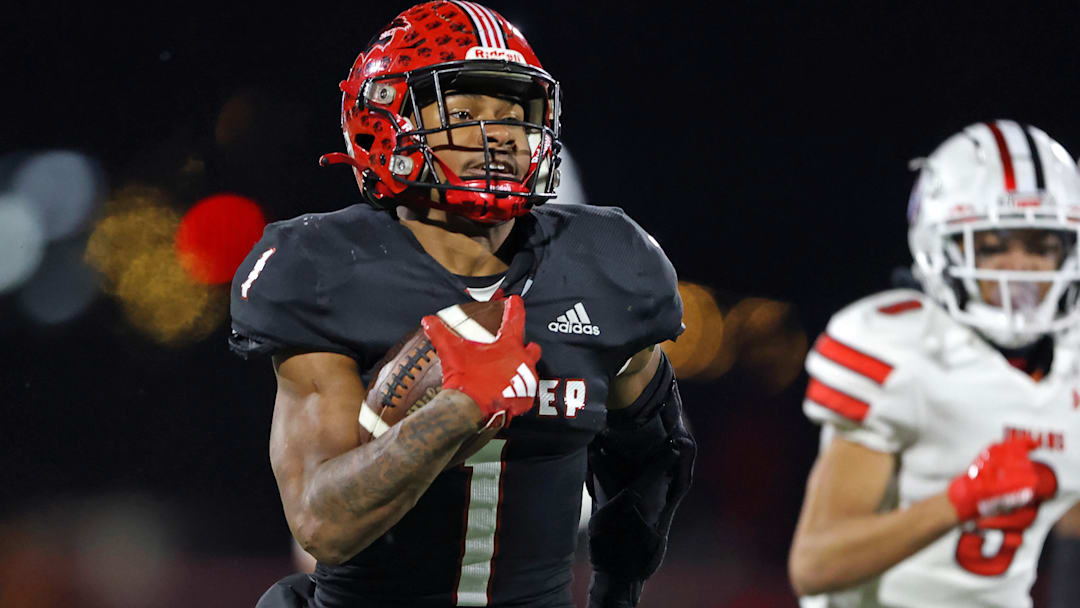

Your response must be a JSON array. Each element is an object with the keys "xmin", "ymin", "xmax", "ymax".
[{"xmin": 800, "ymin": 288, "xmax": 1080, "ymax": 608}]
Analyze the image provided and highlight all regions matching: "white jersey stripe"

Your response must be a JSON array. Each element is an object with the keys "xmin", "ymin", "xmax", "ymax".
[
  {"xmin": 502, "ymin": 386, "xmax": 515, "ymax": 399},
  {"xmin": 556, "ymin": 314, "xmax": 568, "ymax": 323},
  {"xmin": 453, "ymin": 1, "xmax": 491, "ymax": 47},
  {"xmin": 565, "ymin": 309, "xmax": 580, "ymax": 324},
  {"xmin": 573, "ymin": 302, "xmax": 591, "ymax": 324},
  {"xmin": 358, "ymin": 403, "xmax": 391, "ymax": 438}
]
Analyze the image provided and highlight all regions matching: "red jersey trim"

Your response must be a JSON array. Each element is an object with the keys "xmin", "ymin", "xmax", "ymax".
[
  {"xmin": 806, "ymin": 377, "xmax": 870, "ymax": 422},
  {"xmin": 814, "ymin": 333, "xmax": 894, "ymax": 385}
]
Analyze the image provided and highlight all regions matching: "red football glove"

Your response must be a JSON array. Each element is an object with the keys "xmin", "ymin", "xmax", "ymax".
[
  {"xmin": 948, "ymin": 438, "xmax": 1039, "ymax": 522},
  {"xmin": 421, "ymin": 295, "xmax": 542, "ymax": 425}
]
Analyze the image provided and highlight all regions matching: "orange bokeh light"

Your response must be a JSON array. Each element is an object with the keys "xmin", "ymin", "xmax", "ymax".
[
  {"xmin": 662, "ymin": 282, "xmax": 725, "ymax": 380},
  {"xmin": 175, "ymin": 193, "xmax": 265, "ymax": 284}
]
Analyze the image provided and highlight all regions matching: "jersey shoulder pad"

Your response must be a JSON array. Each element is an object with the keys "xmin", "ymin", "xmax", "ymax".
[
  {"xmin": 824, "ymin": 288, "xmax": 937, "ymax": 366},
  {"xmin": 266, "ymin": 204, "xmax": 392, "ymax": 263},
  {"xmin": 804, "ymin": 289, "xmax": 933, "ymax": 452},
  {"xmin": 229, "ymin": 209, "xmax": 368, "ymax": 359},
  {"xmin": 536, "ymin": 204, "xmax": 683, "ymax": 349},
  {"xmin": 535, "ymin": 203, "xmax": 665, "ymax": 270}
]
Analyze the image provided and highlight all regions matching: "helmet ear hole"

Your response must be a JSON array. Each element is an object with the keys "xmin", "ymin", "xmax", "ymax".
[{"xmin": 354, "ymin": 134, "xmax": 376, "ymax": 151}]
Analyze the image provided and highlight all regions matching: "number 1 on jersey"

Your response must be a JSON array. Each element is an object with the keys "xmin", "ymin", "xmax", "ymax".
[
  {"xmin": 240, "ymin": 247, "xmax": 276, "ymax": 299},
  {"xmin": 456, "ymin": 439, "xmax": 507, "ymax": 606}
]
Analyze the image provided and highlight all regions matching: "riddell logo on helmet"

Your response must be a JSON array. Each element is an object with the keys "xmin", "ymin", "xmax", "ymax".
[{"xmin": 466, "ymin": 47, "xmax": 526, "ymax": 64}]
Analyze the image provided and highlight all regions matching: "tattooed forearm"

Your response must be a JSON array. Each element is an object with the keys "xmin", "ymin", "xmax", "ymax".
[{"xmin": 303, "ymin": 390, "xmax": 481, "ymax": 559}]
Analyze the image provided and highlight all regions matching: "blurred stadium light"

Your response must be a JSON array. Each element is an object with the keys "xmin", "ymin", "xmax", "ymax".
[
  {"xmin": 0, "ymin": 150, "xmax": 105, "ymax": 322},
  {"xmin": 85, "ymin": 185, "xmax": 228, "ymax": 345},
  {"xmin": 663, "ymin": 282, "xmax": 808, "ymax": 391},
  {"xmin": 175, "ymin": 193, "xmax": 266, "ymax": 285},
  {"xmin": 0, "ymin": 493, "xmax": 180, "ymax": 608},
  {"xmin": 11, "ymin": 150, "xmax": 104, "ymax": 240},
  {"xmin": 18, "ymin": 237, "xmax": 100, "ymax": 325},
  {"xmin": 73, "ymin": 495, "xmax": 179, "ymax": 608},
  {"xmin": 0, "ymin": 193, "xmax": 46, "ymax": 294},
  {"xmin": 729, "ymin": 298, "xmax": 808, "ymax": 394},
  {"xmin": 215, "ymin": 94, "xmax": 258, "ymax": 149},
  {"xmin": 664, "ymin": 282, "xmax": 726, "ymax": 378}
]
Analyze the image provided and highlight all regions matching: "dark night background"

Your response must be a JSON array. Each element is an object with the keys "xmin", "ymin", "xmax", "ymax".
[{"xmin": 3, "ymin": 2, "xmax": 1079, "ymax": 606}]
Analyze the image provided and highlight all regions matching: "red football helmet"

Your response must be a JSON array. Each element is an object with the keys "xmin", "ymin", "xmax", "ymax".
[{"xmin": 320, "ymin": 1, "xmax": 562, "ymax": 223}]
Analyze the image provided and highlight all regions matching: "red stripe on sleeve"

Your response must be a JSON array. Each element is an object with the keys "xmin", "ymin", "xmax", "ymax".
[
  {"xmin": 806, "ymin": 378, "xmax": 870, "ymax": 422},
  {"xmin": 877, "ymin": 300, "xmax": 922, "ymax": 315},
  {"xmin": 986, "ymin": 121, "xmax": 1017, "ymax": 192},
  {"xmin": 814, "ymin": 334, "xmax": 894, "ymax": 384}
]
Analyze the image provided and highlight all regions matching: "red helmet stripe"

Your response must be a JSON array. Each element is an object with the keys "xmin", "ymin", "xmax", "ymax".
[
  {"xmin": 466, "ymin": 2, "xmax": 507, "ymax": 48},
  {"xmin": 986, "ymin": 121, "xmax": 1017, "ymax": 192},
  {"xmin": 452, "ymin": 1, "xmax": 493, "ymax": 47}
]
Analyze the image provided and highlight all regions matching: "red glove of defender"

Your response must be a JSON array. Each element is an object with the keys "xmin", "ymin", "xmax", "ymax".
[
  {"xmin": 421, "ymin": 295, "xmax": 542, "ymax": 425},
  {"xmin": 948, "ymin": 437, "xmax": 1039, "ymax": 521}
]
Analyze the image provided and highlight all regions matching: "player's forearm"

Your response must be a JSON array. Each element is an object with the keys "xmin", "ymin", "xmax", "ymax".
[
  {"xmin": 296, "ymin": 390, "xmax": 482, "ymax": 564},
  {"xmin": 789, "ymin": 492, "xmax": 959, "ymax": 596}
]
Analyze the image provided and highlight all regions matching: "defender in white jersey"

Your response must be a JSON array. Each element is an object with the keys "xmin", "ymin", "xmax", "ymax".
[{"xmin": 789, "ymin": 121, "xmax": 1080, "ymax": 608}]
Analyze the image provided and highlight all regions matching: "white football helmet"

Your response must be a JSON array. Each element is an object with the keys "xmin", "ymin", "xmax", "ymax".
[{"xmin": 908, "ymin": 120, "xmax": 1080, "ymax": 347}]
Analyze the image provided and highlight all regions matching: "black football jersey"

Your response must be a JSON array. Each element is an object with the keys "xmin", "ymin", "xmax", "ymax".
[{"xmin": 230, "ymin": 203, "xmax": 683, "ymax": 608}]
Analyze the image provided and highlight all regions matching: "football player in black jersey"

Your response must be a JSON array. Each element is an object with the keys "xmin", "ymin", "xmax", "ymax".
[{"xmin": 231, "ymin": 3, "xmax": 695, "ymax": 607}]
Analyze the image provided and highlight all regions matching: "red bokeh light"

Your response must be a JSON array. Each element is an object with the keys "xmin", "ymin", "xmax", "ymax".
[{"xmin": 175, "ymin": 194, "xmax": 266, "ymax": 284}]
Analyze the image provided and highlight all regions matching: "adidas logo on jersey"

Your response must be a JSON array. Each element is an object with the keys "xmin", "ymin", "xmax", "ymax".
[{"xmin": 548, "ymin": 302, "xmax": 601, "ymax": 335}]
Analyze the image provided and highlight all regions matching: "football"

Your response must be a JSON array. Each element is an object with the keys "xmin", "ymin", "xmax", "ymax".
[{"xmin": 360, "ymin": 298, "xmax": 508, "ymax": 468}]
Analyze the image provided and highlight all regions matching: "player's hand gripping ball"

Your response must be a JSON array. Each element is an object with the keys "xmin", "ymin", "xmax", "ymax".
[
  {"xmin": 362, "ymin": 296, "xmax": 541, "ymax": 468},
  {"xmin": 948, "ymin": 437, "xmax": 1040, "ymax": 521}
]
